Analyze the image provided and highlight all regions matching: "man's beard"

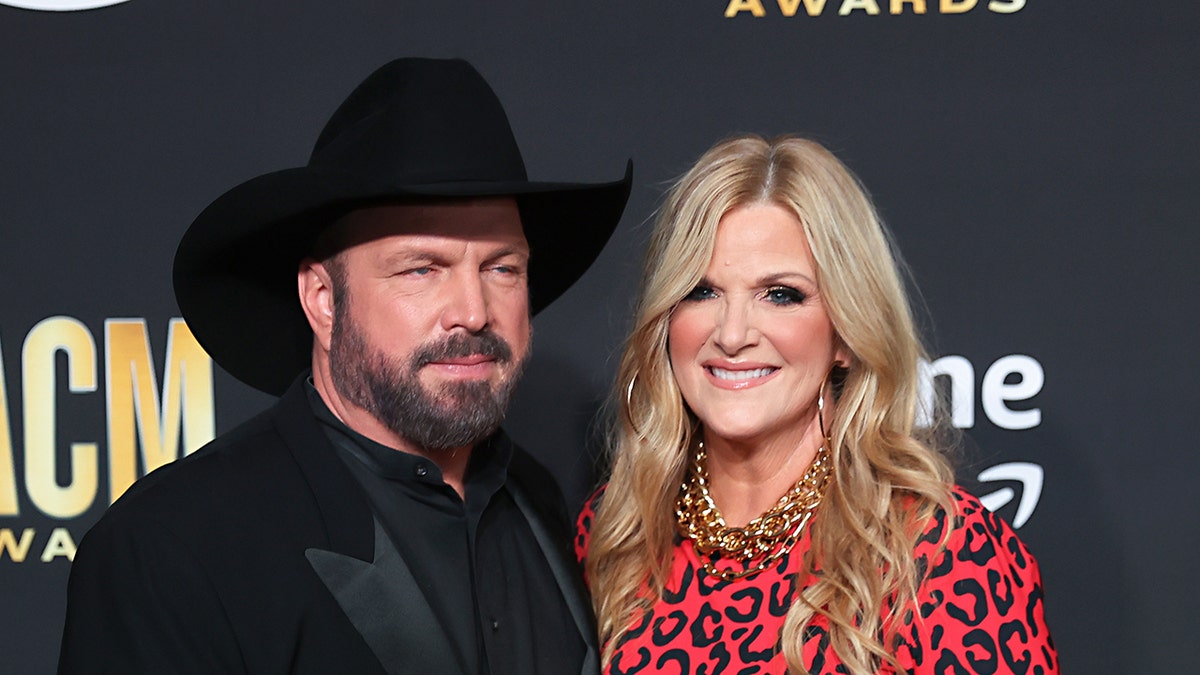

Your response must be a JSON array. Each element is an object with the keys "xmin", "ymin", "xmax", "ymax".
[{"xmin": 328, "ymin": 305, "xmax": 529, "ymax": 452}]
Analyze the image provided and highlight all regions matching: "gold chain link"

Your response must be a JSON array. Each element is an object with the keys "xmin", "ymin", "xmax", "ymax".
[{"xmin": 675, "ymin": 442, "xmax": 832, "ymax": 581}]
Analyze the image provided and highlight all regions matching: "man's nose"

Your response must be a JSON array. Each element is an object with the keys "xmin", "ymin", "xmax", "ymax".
[{"xmin": 441, "ymin": 271, "xmax": 490, "ymax": 333}]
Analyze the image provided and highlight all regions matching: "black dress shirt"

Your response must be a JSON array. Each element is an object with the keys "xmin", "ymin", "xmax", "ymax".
[{"xmin": 306, "ymin": 385, "xmax": 584, "ymax": 674}]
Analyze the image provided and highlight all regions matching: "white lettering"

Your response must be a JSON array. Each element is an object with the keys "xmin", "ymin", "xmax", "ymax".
[
  {"xmin": 980, "ymin": 354, "xmax": 1043, "ymax": 430},
  {"xmin": 917, "ymin": 355, "xmax": 975, "ymax": 428},
  {"xmin": 918, "ymin": 354, "xmax": 1043, "ymax": 429},
  {"xmin": 40, "ymin": 527, "xmax": 77, "ymax": 562}
]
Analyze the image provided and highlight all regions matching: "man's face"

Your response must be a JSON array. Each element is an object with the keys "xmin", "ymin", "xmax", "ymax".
[{"xmin": 324, "ymin": 198, "xmax": 532, "ymax": 451}]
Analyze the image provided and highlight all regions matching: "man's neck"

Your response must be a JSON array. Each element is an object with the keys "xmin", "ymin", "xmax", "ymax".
[{"xmin": 310, "ymin": 364, "xmax": 472, "ymax": 498}]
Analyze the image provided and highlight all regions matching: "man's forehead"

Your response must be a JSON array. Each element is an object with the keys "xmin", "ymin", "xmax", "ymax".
[{"xmin": 320, "ymin": 197, "xmax": 528, "ymax": 255}]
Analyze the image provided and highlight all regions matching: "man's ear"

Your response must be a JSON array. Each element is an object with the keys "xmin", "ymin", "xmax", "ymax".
[{"xmin": 298, "ymin": 258, "xmax": 336, "ymax": 352}]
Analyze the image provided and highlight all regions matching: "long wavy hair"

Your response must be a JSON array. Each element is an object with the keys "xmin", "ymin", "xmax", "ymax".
[{"xmin": 586, "ymin": 135, "xmax": 956, "ymax": 673}]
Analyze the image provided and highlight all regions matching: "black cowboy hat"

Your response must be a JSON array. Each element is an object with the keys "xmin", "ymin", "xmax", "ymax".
[{"xmin": 174, "ymin": 57, "xmax": 632, "ymax": 396}]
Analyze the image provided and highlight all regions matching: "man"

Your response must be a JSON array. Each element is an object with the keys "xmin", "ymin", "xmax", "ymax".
[{"xmin": 58, "ymin": 58, "xmax": 631, "ymax": 674}]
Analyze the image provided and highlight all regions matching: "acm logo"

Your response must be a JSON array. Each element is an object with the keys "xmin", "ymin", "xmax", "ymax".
[
  {"xmin": 0, "ymin": 0, "xmax": 129, "ymax": 10},
  {"xmin": 0, "ymin": 316, "xmax": 214, "ymax": 563}
]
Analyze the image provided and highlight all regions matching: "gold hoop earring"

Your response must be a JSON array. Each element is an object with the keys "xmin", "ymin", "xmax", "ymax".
[
  {"xmin": 623, "ymin": 369, "xmax": 641, "ymax": 435},
  {"xmin": 817, "ymin": 365, "xmax": 835, "ymax": 444}
]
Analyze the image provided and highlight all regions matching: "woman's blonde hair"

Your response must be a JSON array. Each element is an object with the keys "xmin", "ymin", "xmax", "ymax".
[{"xmin": 586, "ymin": 135, "xmax": 956, "ymax": 674}]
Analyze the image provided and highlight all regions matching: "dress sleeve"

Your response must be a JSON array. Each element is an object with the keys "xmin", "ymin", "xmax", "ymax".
[{"xmin": 893, "ymin": 488, "xmax": 1059, "ymax": 674}]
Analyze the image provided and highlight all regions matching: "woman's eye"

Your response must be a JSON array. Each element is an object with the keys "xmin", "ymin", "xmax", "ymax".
[
  {"xmin": 764, "ymin": 286, "xmax": 805, "ymax": 305},
  {"xmin": 683, "ymin": 285, "xmax": 716, "ymax": 302}
]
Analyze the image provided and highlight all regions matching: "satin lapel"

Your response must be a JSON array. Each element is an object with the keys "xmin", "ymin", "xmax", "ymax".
[
  {"xmin": 270, "ymin": 380, "xmax": 465, "ymax": 675},
  {"xmin": 269, "ymin": 381, "xmax": 372, "ymax": 559},
  {"xmin": 508, "ymin": 482, "xmax": 600, "ymax": 675},
  {"xmin": 306, "ymin": 518, "xmax": 464, "ymax": 675}
]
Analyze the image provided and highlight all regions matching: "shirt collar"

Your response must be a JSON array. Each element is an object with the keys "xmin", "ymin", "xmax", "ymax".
[{"xmin": 304, "ymin": 378, "xmax": 513, "ymax": 495}]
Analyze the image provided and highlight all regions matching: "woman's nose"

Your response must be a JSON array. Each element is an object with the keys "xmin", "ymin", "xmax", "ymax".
[{"xmin": 712, "ymin": 297, "xmax": 757, "ymax": 354}]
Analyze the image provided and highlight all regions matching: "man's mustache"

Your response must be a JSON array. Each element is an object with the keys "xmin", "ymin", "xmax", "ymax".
[{"xmin": 412, "ymin": 331, "xmax": 513, "ymax": 368}]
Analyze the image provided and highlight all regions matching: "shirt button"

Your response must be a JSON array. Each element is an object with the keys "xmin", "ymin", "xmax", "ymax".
[
  {"xmin": 491, "ymin": 618, "xmax": 500, "ymax": 632},
  {"xmin": 414, "ymin": 464, "xmax": 428, "ymax": 477}
]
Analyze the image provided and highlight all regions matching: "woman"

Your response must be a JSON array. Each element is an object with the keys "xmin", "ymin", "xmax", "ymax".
[{"xmin": 578, "ymin": 135, "xmax": 1057, "ymax": 674}]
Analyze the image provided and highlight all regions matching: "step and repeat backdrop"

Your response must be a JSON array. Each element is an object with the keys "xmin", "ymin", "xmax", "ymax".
[{"xmin": 2, "ymin": 1, "xmax": 1196, "ymax": 672}]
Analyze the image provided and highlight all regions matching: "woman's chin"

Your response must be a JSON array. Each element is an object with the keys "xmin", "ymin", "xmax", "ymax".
[{"xmin": 697, "ymin": 420, "xmax": 778, "ymax": 447}]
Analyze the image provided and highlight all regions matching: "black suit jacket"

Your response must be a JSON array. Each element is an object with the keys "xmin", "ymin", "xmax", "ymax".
[{"xmin": 58, "ymin": 378, "xmax": 598, "ymax": 674}]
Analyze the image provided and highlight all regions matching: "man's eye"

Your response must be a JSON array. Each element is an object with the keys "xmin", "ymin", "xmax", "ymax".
[
  {"xmin": 764, "ymin": 286, "xmax": 805, "ymax": 305},
  {"xmin": 683, "ymin": 286, "xmax": 716, "ymax": 302},
  {"xmin": 403, "ymin": 267, "xmax": 433, "ymax": 276}
]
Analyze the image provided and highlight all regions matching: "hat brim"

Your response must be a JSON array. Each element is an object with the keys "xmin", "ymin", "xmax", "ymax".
[{"xmin": 174, "ymin": 161, "xmax": 632, "ymax": 395}]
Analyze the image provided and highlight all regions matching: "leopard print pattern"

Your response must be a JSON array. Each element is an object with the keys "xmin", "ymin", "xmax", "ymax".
[{"xmin": 576, "ymin": 487, "xmax": 1058, "ymax": 674}]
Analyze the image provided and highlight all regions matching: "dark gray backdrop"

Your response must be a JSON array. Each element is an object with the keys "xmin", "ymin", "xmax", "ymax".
[{"xmin": 2, "ymin": 1, "xmax": 1196, "ymax": 672}]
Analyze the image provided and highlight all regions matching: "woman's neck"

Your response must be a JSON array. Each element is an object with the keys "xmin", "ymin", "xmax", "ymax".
[{"xmin": 701, "ymin": 420, "xmax": 826, "ymax": 527}]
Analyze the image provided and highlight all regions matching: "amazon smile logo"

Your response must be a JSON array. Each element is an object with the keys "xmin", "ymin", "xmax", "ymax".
[
  {"xmin": 1, "ymin": 0, "xmax": 129, "ymax": 10},
  {"xmin": 977, "ymin": 462, "xmax": 1043, "ymax": 528}
]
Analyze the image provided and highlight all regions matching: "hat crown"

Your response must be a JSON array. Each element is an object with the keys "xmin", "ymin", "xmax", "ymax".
[
  {"xmin": 175, "ymin": 56, "xmax": 631, "ymax": 395},
  {"xmin": 308, "ymin": 58, "xmax": 529, "ymax": 187}
]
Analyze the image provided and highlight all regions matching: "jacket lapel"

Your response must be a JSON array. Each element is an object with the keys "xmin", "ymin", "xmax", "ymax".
[
  {"xmin": 305, "ymin": 518, "xmax": 463, "ymax": 675},
  {"xmin": 508, "ymin": 479, "xmax": 600, "ymax": 675},
  {"xmin": 270, "ymin": 379, "xmax": 465, "ymax": 675}
]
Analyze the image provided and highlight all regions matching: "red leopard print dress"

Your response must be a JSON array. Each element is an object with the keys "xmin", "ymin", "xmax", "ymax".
[{"xmin": 575, "ymin": 487, "xmax": 1058, "ymax": 674}]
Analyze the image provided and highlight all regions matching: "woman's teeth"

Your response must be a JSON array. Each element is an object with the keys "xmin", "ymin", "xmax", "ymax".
[{"xmin": 708, "ymin": 367, "xmax": 775, "ymax": 381}]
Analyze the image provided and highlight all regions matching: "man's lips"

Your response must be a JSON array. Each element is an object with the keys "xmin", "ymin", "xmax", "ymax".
[
  {"xmin": 429, "ymin": 354, "xmax": 494, "ymax": 367},
  {"xmin": 703, "ymin": 363, "xmax": 779, "ymax": 390},
  {"xmin": 424, "ymin": 354, "xmax": 498, "ymax": 376}
]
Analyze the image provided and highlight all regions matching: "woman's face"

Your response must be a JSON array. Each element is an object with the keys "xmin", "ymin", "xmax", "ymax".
[{"xmin": 668, "ymin": 202, "xmax": 846, "ymax": 450}]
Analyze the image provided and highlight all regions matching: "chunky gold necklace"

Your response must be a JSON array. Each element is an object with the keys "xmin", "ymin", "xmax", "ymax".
[{"xmin": 675, "ymin": 441, "xmax": 832, "ymax": 582}]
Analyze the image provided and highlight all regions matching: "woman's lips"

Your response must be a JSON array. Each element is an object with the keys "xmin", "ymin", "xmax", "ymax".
[{"xmin": 704, "ymin": 364, "xmax": 779, "ymax": 390}]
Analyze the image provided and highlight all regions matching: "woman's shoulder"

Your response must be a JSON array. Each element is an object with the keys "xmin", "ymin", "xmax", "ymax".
[
  {"xmin": 573, "ymin": 484, "xmax": 607, "ymax": 565},
  {"xmin": 924, "ymin": 485, "xmax": 1039, "ymax": 578},
  {"xmin": 900, "ymin": 484, "xmax": 1059, "ymax": 672},
  {"xmin": 910, "ymin": 484, "xmax": 1043, "ymax": 588}
]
